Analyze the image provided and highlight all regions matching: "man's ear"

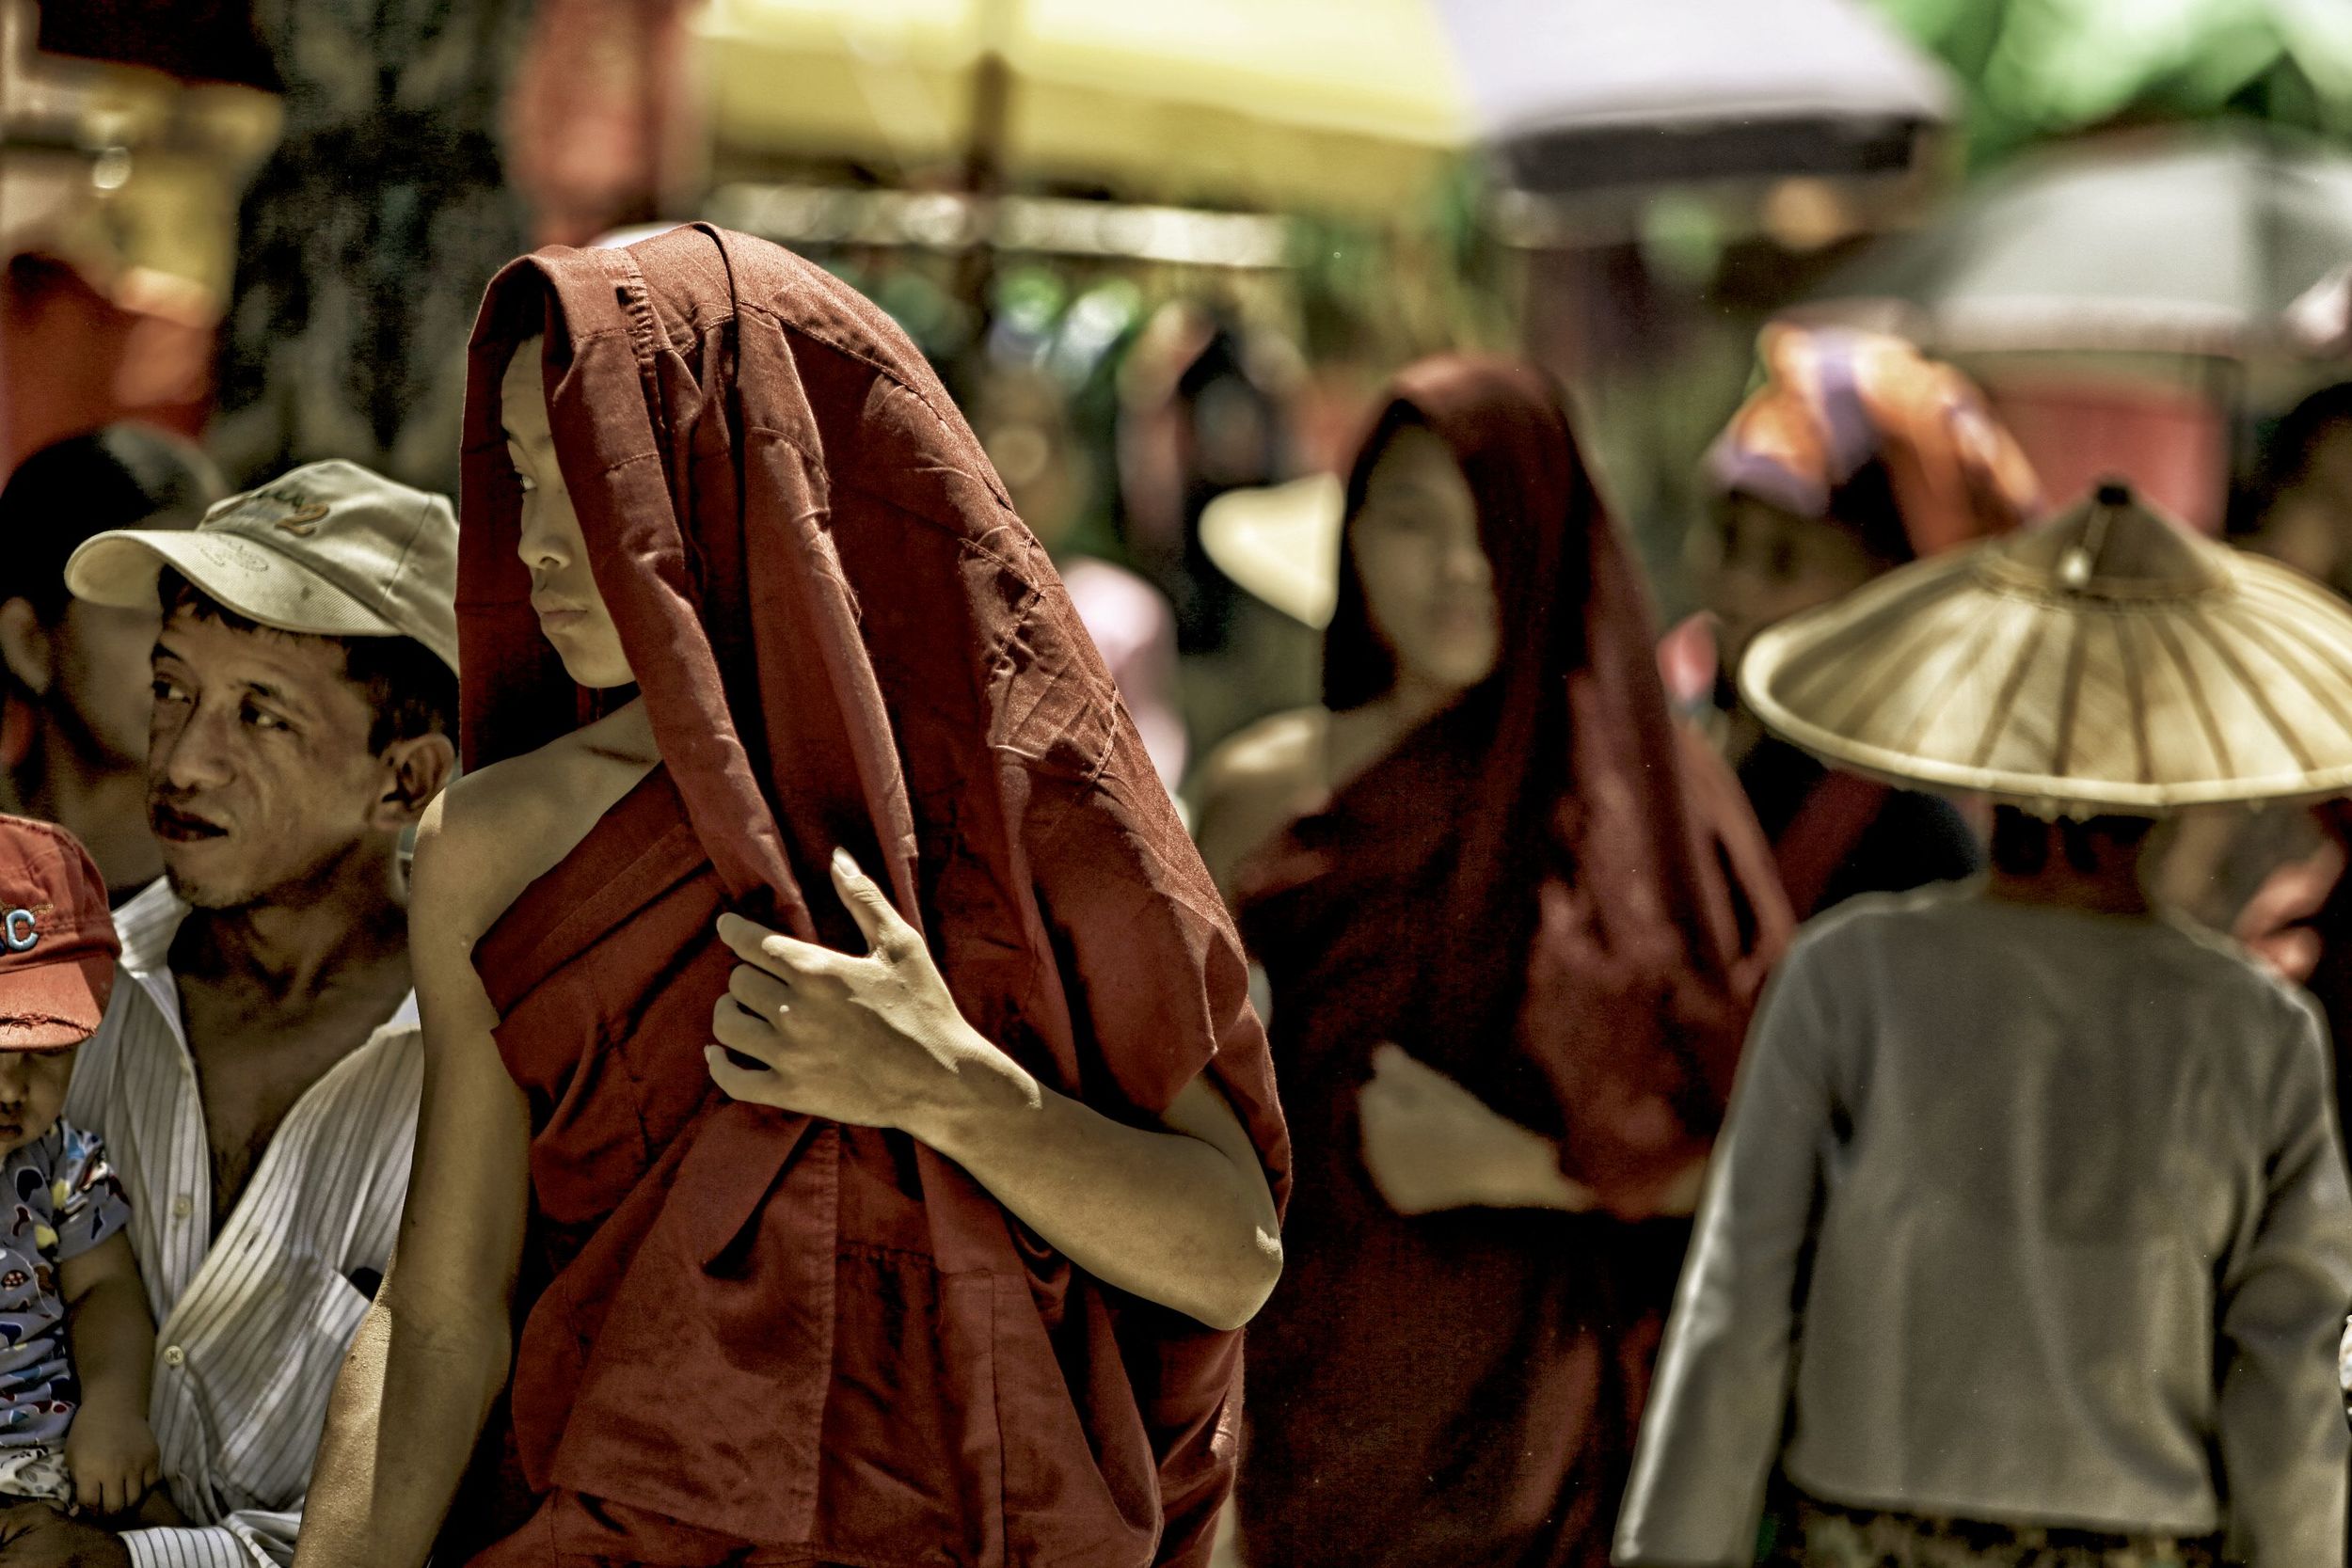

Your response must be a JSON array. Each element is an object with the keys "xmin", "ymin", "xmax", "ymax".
[
  {"xmin": 372, "ymin": 732, "xmax": 457, "ymax": 831},
  {"xmin": 0, "ymin": 600, "xmax": 52, "ymax": 698}
]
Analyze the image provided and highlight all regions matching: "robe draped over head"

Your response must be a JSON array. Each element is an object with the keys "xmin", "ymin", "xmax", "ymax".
[
  {"xmin": 453, "ymin": 222, "xmax": 1288, "ymax": 1567},
  {"xmin": 1708, "ymin": 324, "xmax": 2040, "ymax": 562},
  {"xmin": 1232, "ymin": 355, "xmax": 1788, "ymax": 1568}
]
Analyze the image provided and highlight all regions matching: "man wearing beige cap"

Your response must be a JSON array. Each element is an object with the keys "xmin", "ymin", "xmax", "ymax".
[{"xmin": 0, "ymin": 461, "xmax": 456, "ymax": 1567}]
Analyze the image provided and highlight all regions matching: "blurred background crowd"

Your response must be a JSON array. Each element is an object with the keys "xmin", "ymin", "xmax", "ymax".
[{"xmin": 16, "ymin": 0, "xmax": 2352, "ymax": 795}]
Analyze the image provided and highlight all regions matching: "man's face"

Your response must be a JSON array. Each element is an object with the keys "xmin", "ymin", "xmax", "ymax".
[
  {"xmin": 0, "ymin": 1047, "xmax": 74, "ymax": 1161},
  {"xmin": 146, "ymin": 609, "xmax": 391, "ymax": 910}
]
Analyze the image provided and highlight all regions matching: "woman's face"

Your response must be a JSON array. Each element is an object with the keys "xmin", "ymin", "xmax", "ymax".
[
  {"xmin": 1350, "ymin": 425, "xmax": 1499, "ymax": 696},
  {"xmin": 1704, "ymin": 495, "xmax": 1886, "ymax": 679},
  {"xmin": 502, "ymin": 337, "xmax": 634, "ymax": 689}
]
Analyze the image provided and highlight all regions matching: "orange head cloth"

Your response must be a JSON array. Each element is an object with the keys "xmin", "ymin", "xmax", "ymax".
[{"xmin": 1708, "ymin": 324, "xmax": 2042, "ymax": 561}]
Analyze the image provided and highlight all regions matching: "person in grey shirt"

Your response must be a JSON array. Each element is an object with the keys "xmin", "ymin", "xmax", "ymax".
[{"xmin": 1618, "ymin": 485, "xmax": 2352, "ymax": 1568}]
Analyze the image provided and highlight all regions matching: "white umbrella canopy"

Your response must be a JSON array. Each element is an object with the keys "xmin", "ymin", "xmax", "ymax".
[
  {"xmin": 1802, "ymin": 123, "xmax": 2352, "ymax": 355},
  {"xmin": 1441, "ymin": 0, "xmax": 1954, "ymax": 192}
]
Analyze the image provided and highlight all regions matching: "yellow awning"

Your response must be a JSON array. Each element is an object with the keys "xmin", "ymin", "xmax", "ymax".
[{"xmin": 698, "ymin": 0, "xmax": 1472, "ymax": 216}]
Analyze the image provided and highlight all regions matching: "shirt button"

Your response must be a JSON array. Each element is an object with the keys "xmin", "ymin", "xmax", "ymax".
[
  {"xmin": 161, "ymin": 1346, "xmax": 184, "ymax": 1369},
  {"xmin": 170, "ymin": 1195, "xmax": 193, "ymax": 1221}
]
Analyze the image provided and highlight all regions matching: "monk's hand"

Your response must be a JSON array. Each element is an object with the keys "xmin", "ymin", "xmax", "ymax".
[
  {"xmin": 708, "ymin": 849, "xmax": 1030, "ymax": 1135},
  {"xmin": 1357, "ymin": 1043, "xmax": 1598, "ymax": 1216}
]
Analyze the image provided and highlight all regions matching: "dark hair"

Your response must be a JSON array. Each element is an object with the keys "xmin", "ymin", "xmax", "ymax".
[
  {"xmin": 2235, "ymin": 381, "xmax": 2352, "ymax": 536},
  {"xmin": 155, "ymin": 568, "xmax": 456, "ymax": 753},
  {"xmin": 2271, "ymin": 383, "xmax": 2352, "ymax": 487},
  {"xmin": 1989, "ymin": 805, "xmax": 2155, "ymax": 876},
  {"xmin": 1, "ymin": 425, "xmax": 222, "ymax": 623},
  {"xmin": 1823, "ymin": 458, "xmax": 1914, "ymax": 569},
  {"xmin": 1325, "ymin": 404, "xmax": 1426, "ymax": 712}
]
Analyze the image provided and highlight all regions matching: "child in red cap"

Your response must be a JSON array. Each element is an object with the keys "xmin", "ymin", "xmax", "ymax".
[{"xmin": 0, "ymin": 815, "xmax": 155, "ymax": 1516}]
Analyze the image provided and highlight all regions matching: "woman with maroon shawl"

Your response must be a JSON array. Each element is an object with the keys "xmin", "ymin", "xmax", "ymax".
[
  {"xmin": 295, "ymin": 224, "xmax": 1288, "ymax": 1567},
  {"xmin": 1197, "ymin": 356, "xmax": 1787, "ymax": 1568}
]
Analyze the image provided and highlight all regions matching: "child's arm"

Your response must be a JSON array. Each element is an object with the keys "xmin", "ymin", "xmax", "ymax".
[{"xmin": 59, "ymin": 1229, "xmax": 160, "ymax": 1518}]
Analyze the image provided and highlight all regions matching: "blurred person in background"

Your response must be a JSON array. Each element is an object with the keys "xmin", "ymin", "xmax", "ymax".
[
  {"xmin": 1198, "ymin": 356, "xmax": 1788, "ymax": 1568},
  {"xmin": 974, "ymin": 365, "xmax": 1189, "ymax": 793},
  {"xmin": 1619, "ymin": 492, "xmax": 2352, "ymax": 1568},
  {"xmin": 0, "ymin": 428, "xmax": 222, "ymax": 904},
  {"xmin": 2236, "ymin": 382, "xmax": 2352, "ymax": 595},
  {"xmin": 1702, "ymin": 325, "xmax": 2041, "ymax": 919},
  {"xmin": 2197, "ymin": 382, "xmax": 2352, "ymax": 1148},
  {"xmin": 1119, "ymin": 305, "xmax": 1292, "ymax": 659}
]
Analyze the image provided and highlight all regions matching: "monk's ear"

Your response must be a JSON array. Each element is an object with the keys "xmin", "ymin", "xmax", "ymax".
[
  {"xmin": 0, "ymin": 599, "xmax": 52, "ymax": 698},
  {"xmin": 373, "ymin": 732, "xmax": 457, "ymax": 829}
]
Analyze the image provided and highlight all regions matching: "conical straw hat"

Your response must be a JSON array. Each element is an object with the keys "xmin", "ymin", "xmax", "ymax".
[
  {"xmin": 1739, "ymin": 480, "xmax": 2352, "ymax": 816},
  {"xmin": 1199, "ymin": 472, "xmax": 1345, "ymax": 628}
]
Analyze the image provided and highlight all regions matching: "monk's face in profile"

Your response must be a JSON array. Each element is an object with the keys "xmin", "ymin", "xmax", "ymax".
[
  {"xmin": 1350, "ymin": 424, "xmax": 1499, "ymax": 696},
  {"xmin": 502, "ymin": 336, "xmax": 634, "ymax": 689}
]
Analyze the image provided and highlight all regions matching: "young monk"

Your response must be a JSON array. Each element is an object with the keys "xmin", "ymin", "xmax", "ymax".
[
  {"xmin": 1619, "ymin": 485, "xmax": 2352, "ymax": 1567},
  {"xmin": 1703, "ymin": 325, "xmax": 2040, "ymax": 917},
  {"xmin": 296, "ymin": 224, "xmax": 1288, "ymax": 1566},
  {"xmin": 1196, "ymin": 356, "xmax": 1788, "ymax": 1568}
]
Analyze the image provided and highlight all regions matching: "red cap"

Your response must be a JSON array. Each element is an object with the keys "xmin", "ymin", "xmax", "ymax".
[{"xmin": 0, "ymin": 816, "xmax": 119, "ymax": 1049}]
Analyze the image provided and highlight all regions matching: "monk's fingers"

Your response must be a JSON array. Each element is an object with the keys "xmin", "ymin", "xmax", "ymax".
[
  {"xmin": 1358, "ymin": 1073, "xmax": 1410, "ymax": 1132},
  {"xmin": 717, "ymin": 912, "xmax": 848, "ymax": 984},
  {"xmin": 726, "ymin": 961, "xmax": 794, "ymax": 1021},
  {"xmin": 711, "ymin": 996, "xmax": 787, "ymax": 1065},
  {"xmin": 830, "ymin": 848, "xmax": 917, "ymax": 960},
  {"xmin": 1380, "ymin": 1046, "xmax": 1472, "ymax": 1104},
  {"xmin": 1364, "ymin": 1044, "xmax": 1435, "ymax": 1105},
  {"xmin": 706, "ymin": 1043, "xmax": 792, "ymax": 1105}
]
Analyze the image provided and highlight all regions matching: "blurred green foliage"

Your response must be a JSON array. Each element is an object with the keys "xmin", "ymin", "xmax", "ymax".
[
  {"xmin": 1875, "ymin": 0, "xmax": 2352, "ymax": 166},
  {"xmin": 1288, "ymin": 156, "xmax": 1518, "ymax": 367}
]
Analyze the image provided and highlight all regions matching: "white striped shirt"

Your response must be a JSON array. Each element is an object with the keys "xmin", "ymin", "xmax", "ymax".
[{"xmin": 64, "ymin": 881, "xmax": 421, "ymax": 1568}]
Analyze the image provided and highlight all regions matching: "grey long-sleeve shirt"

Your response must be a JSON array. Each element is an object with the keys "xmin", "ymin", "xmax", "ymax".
[{"xmin": 1616, "ymin": 885, "xmax": 2352, "ymax": 1567}]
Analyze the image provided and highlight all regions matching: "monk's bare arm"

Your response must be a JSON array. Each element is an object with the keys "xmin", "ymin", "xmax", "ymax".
[
  {"xmin": 295, "ymin": 794, "xmax": 532, "ymax": 1567},
  {"xmin": 922, "ymin": 1069, "xmax": 1283, "ymax": 1331}
]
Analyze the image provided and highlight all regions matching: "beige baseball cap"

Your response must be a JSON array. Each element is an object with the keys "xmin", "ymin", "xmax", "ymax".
[{"xmin": 65, "ymin": 458, "xmax": 458, "ymax": 674}]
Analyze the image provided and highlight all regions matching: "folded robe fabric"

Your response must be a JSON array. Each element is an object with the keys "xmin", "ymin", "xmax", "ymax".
[
  {"xmin": 449, "ymin": 223, "xmax": 1289, "ymax": 1567},
  {"xmin": 1232, "ymin": 356, "xmax": 1788, "ymax": 1568}
]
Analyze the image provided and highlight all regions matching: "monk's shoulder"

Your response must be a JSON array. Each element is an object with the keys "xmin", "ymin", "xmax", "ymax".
[
  {"xmin": 1192, "ymin": 707, "xmax": 1329, "ymax": 895},
  {"xmin": 418, "ymin": 709, "xmax": 656, "ymax": 934},
  {"xmin": 413, "ymin": 752, "xmax": 553, "ymax": 932},
  {"xmin": 1199, "ymin": 708, "xmax": 1327, "ymax": 808}
]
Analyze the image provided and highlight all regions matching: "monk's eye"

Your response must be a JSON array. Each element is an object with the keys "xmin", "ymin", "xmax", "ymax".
[{"xmin": 515, "ymin": 471, "xmax": 537, "ymax": 495}]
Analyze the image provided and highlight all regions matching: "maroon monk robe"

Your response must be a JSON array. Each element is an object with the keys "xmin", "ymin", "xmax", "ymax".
[
  {"xmin": 1233, "ymin": 356, "xmax": 1788, "ymax": 1568},
  {"xmin": 443, "ymin": 224, "xmax": 1289, "ymax": 1567}
]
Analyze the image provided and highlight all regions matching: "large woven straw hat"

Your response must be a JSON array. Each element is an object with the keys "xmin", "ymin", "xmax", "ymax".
[{"xmin": 1739, "ymin": 480, "xmax": 2352, "ymax": 816}]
